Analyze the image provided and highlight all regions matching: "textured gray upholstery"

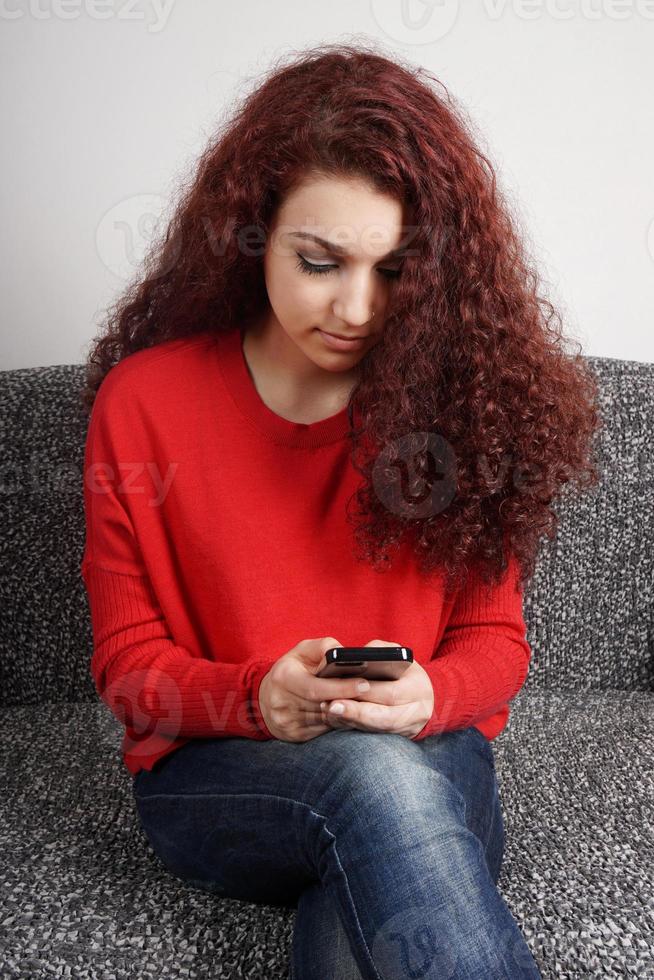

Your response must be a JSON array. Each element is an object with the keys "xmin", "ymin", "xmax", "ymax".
[{"xmin": 1, "ymin": 355, "xmax": 652, "ymax": 978}]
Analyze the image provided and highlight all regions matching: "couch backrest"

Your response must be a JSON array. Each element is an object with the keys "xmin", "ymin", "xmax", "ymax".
[
  {"xmin": 1, "ymin": 356, "xmax": 652, "ymax": 707},
  {"xmin": 521, "ymin": 354, "xmax": 653, "ymax": 695}
]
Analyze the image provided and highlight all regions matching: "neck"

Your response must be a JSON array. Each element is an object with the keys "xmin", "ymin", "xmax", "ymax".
[{"xmin": 241, "ymin": 315, "xmax": 359, "ymax": 424}]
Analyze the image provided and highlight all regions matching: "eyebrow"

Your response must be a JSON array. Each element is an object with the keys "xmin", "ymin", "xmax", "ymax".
[{"xmin": 288, "ymin": 231, "xmax": 404, "ymax": 262}]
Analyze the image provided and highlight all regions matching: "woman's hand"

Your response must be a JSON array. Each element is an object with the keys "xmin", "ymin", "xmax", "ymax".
[
  {"xmin": 258, "ymin": 636, "xmax": 381, "ymax": 743},
  {"xmin": 320, "ymin": 640, "xmax": 435, "ymax": 739}
]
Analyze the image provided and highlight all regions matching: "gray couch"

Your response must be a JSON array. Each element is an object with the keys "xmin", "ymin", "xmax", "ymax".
[{"xmin": 1, "ymin": 354, "xmax": 652, "ymax": 979}]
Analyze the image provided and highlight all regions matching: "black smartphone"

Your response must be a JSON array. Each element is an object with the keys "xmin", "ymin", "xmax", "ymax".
[{"xmin": 315, "ymin": 646, "xmax": 413, "ymax": 681}]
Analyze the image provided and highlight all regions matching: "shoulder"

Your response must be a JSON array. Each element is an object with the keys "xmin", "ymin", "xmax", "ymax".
[
  {"xmin": 103, "ymin": 332, "xmax": 215, "ymax": 392},
  {"xmin": 95, "ymin": 332, "xmax": 217, "ymax": 405},
  {"xmin": 88, "ymin": 332, "xmax": 218, "ymax": 443}
]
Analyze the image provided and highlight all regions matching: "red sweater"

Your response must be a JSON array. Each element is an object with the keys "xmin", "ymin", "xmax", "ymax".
[{"xmin": 81, "ymin": 327, "xmax": 532, "ymax": 777}]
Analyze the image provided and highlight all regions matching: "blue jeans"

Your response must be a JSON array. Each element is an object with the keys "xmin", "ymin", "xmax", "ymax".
[{"xmin": 132, "ymin": 726, "xmax": 542, "ymax": 979}]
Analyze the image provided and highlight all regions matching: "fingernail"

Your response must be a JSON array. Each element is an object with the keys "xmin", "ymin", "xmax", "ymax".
[
  {"xmin": 356, "ymin": 680, "xmax": 370, "ymax": 692},
  {"xmin": 330, "ymin": 703, "xmax": 344, "ymax": 714}
]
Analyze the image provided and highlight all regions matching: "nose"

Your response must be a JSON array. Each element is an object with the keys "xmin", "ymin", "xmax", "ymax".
[{"xmin": 331, "ymin": 271, "xmax": 379, "ymax": 329}]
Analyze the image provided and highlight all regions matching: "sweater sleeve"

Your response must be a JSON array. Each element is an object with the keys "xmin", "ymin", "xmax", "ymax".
[
  {"xmin": 81, "ymin": 373, "xmax": 277, "ymax": 745},
  {"xmin": 410, "ymin": 550, "xmax": 531, "ymax": 740},
  {"xmin": 82, "ymin": 561, "xmax": 277, "ymax": 742}
]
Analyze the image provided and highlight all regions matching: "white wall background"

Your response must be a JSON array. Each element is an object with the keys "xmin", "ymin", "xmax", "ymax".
[{"xmin": 1, "ymin": 0, "xmax": 653, "ymax": 370}]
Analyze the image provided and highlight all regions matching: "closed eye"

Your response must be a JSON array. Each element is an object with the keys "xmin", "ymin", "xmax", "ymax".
[{"xmin": 295, "ymin": 254, "xmax": 401, "ymax": 281}]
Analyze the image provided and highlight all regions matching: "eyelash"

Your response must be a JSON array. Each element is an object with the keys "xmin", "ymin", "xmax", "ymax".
[{"xmin": 295, "ymin": 253, "xmax": 401, "ymax": 281}]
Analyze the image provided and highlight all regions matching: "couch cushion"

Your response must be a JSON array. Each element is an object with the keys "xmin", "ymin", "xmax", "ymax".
[{"xmin": 1, "ymin": 691, "xmax": 652, "ymax": 978}]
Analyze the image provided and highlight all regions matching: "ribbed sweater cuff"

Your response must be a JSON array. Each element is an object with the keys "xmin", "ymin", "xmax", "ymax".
[{"xmin": 410, "ymin": 637, "xmax": 530, "ymax": 740}]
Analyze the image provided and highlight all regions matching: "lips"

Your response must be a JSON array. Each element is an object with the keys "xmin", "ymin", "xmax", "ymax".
[
  {"xmin": 322, "ymin": 330, "xmax": 365, "ymax": 340},
  {"xmin": 316, "ymin": 329, "xmax": 368, "ymax": 352}
]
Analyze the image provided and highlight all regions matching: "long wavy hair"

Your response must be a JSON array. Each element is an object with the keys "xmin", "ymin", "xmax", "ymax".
[{"xmin": 80, "ymin": 40, "xmax": 602, "ymax": 599}]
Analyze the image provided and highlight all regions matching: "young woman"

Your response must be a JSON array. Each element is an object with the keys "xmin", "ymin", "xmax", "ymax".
[{"xmin": 80, "ymin": 42, "xmax": 600, "ymax": 980}]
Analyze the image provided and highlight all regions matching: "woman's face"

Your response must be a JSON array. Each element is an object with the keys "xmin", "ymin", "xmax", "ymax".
[{"xmin": 259, "ymin": 173, "xmax": 406, "ymax": 374}]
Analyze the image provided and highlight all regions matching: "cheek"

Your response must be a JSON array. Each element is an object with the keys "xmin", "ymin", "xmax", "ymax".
[{"xmin": 270, "ymin": 272, "xmax": 329, "ymax": 320}]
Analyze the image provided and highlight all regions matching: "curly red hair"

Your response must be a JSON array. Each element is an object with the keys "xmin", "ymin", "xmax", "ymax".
[{"xmin": 81, "ymin": 41, "xmax": 602, "ymax": 599}]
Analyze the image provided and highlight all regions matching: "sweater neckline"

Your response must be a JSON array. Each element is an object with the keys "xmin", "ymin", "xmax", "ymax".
[{"xmin": 214, "ymin": 327, "xmax": 354, "ymax": 449}]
